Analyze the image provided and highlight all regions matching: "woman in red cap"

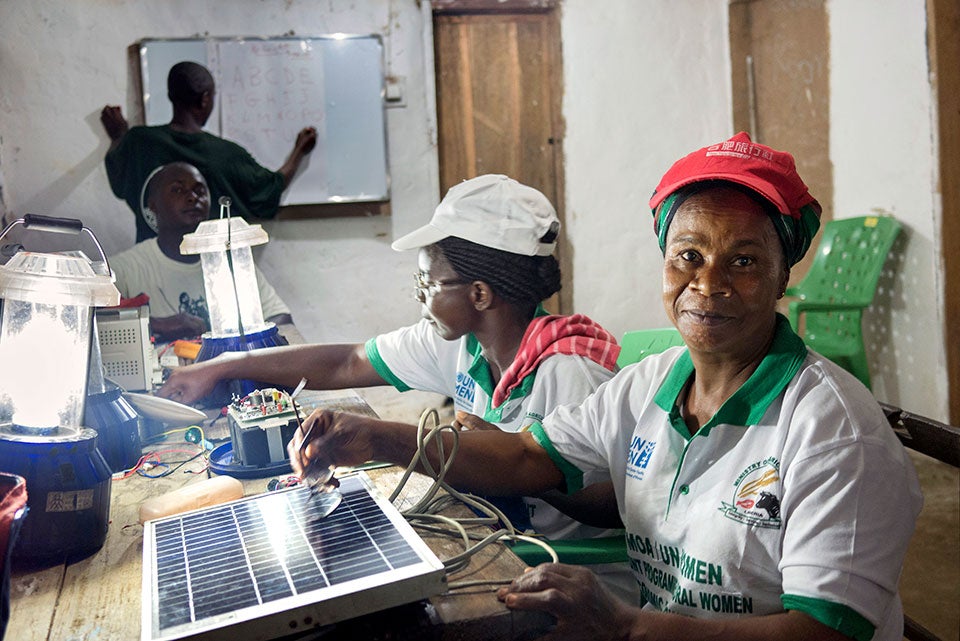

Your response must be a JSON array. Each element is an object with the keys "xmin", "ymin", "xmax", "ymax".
[{"xmin": 292, "ymin": 134, "xmax": 921, "ymax": 641}]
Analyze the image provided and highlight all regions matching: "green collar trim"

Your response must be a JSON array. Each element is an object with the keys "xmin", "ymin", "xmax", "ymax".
[
  {"xmin": 467, "ymin": 303, "xmax": 550, "ymax": 409},
  {"xmin": 654, "ymin": 315, "xmax": 806, "ymax": 433},
  {"xmin": 465, "ymin": 334, "xmax": 495, "ymax": 397},
  {"xmin": 483, "ymin": 374, "xmax": 536, "ymax": 421},
  {"xmin": 468, "ymin": 332, "xmax": 541, "ymax": 420}
]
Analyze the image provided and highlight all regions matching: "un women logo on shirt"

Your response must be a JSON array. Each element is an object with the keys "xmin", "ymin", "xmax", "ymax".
[
  {"xmin": 627, "ymin": 436, "xmax": 657, "ymax": 481},
  {"xmin": 454, "ymin": 371, "xmax": 476, "ymax": 405}
]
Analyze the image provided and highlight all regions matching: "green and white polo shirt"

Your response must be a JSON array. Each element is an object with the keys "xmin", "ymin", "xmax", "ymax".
[
  {"xmin": 531, "ymin": 316, "xmax": 922, "ymax": 641},
  {"xmin": 365, "ymin": 317, "xmax": 617, "ymax": 541}
]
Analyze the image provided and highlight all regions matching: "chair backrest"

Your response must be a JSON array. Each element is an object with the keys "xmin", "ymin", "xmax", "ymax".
[
  {"xmin": 788, "ymin": 215, "xmax": 901, "ymax": 346},
  {"xmin": 617, "ymin": 328, "xmax": 684, "ymax": 368},
  {"xmin": 790, "ymin": 215, "xmax": 901, "ymax": 306}
]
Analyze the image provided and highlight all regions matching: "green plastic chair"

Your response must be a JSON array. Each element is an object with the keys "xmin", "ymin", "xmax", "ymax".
[
  {"xmin": 785, "ymin": 215, "xmax": 902, "ymax": 390},
  {"xmin": 510, "ymin": 328, "xmax": 683, "ymax": 566},
  {"xmin": 617, "ymin": 328, "xmax": 685, "ymax": 369}
]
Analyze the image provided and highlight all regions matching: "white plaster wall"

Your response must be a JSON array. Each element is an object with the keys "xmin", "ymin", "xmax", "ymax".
[
  {"xmin": 561, "ymin": 0, "xmax": 733, "ymax": 340},
  {"xmin": 0, "ymin": 0, "xmax": 436, "ymax": 344},
  {"xmin": 827, "ymin": 1, "xmax": 947, "ymax": 418}
]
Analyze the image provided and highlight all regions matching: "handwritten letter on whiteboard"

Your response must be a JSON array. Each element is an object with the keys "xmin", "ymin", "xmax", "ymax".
[{"xmin": 217, "ymin": 40, "xmax": 329, "ymax": 204}]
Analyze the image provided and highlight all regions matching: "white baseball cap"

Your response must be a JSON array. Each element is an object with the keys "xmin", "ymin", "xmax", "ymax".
[{"xmin": 391, "ymin": 174, "xmax": 559, "ymax": 256}]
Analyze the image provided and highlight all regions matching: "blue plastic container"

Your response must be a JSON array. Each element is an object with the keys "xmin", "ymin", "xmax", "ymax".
[
  {"xmin": 194, "ymin": 325, "xmax": 289, "ymax": 407},
  {"xmin": 0, "ymin": 426, "xmax": 111, "ymax": 567}
]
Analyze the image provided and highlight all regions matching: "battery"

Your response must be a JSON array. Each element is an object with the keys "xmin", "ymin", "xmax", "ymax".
[{"xmin": 226, "ymin": 388, "xmax": 301, "ymax": 467}]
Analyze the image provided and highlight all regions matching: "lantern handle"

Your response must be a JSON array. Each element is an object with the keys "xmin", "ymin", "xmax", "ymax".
[
  {"xmin": 22, "ymin": 214, "xmax": 84, "ymax": 234},
  {"xmin": 217, "ymin": 196, "xmax": 247, "ymax": 341},
  {"xmin": 0, "ymin": 215, "xmax": 112, "ymax": 277}
]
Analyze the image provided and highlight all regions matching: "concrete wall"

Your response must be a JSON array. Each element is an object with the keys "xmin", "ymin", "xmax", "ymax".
[{"xmin": 0, "ymin": 0, "xmax": 948, "ymax": 419}]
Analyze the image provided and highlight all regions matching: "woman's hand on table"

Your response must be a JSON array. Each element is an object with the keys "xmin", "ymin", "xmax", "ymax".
[
  {"xmin": 498, "ymin": 563, "xmax": 855, "ymax": 641},
  {"xmin": 498, "ymin": 563, "xmax": 637, "ymax": 641}
]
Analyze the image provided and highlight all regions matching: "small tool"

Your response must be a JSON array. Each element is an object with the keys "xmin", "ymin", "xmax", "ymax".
[
  {"xmin": 296, "ymin": 419, "xmax": 337, "ymax": 492},
  {"xmin": 290, "ymin": 378, "xmax": 342, "ymax": 519}
]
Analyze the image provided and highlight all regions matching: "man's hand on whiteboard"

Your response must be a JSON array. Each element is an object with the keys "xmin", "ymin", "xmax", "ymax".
[
  {"xmin": 279, "ymin": 127, "xmax": 318, "ymax": 186},
  {"xmin": 100, "ymin": 105, "xmax": 129, "ymax": 144},
  {"xmin": 295, "ymin": 127, "xmax": 318, "ymax": 156}
]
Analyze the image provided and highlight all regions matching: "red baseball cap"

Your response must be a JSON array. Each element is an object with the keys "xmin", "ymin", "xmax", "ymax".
[{"xmin": 649, "ymin": 131, "xmax": 820, "ymax": 221}]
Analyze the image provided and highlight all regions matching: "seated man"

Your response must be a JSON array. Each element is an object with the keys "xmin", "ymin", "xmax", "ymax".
[{"xmin": 109, "ymin": 162, "xmax": 292, "ymax": 342}]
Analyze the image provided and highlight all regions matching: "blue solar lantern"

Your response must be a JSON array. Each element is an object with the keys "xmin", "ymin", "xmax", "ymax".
[
  {"xmin": 0, "ymin": 215, "xmax": 119, "ymax": 565},
  {"xmin": 180, "ymin": 198, "xmax": 286, "ymax": 406}
]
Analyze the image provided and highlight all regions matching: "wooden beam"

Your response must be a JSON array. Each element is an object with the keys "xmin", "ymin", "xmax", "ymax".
[
  {"xmin": 432, "ymin": 0, "xmax": 557, "ymax": 15},
  {"xmin": 928, "ymin": 0, "xmax": 960, "ymax": 424}
]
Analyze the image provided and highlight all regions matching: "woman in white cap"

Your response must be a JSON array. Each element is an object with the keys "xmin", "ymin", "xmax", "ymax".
[
  {"xmin": 290, "ymin": 135, "xmax": 921, "ymax": 641},
  {"xmin": 160, "ymin": 175, "xmax": 629, "ymax": 578}
]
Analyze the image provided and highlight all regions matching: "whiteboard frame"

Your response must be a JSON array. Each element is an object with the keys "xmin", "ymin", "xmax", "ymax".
[{"xmin": 137, "ymin": 35, "xmax": 391, "ymax": 206}]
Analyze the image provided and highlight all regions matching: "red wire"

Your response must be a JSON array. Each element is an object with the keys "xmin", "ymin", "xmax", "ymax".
[{"xmin": 113, "ymin": 446, "xmax": 211, "ymax": 480}]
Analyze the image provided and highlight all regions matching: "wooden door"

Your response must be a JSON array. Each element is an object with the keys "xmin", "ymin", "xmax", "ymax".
[
  {"xmin": 930, "ymin": 0, "xmax": 960, "ymax": 424},
  {"xmin": 729, "ymin": 0, "xmax": 831, "ymax": 283},
  {"xmin": 433, "ymin": 3, "xmax": 567, "ymax": 311}
]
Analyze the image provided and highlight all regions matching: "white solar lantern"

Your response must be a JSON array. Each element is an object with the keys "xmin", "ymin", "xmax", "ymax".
[
  {"xmin": 180, "ymin": 207, "xmax": 269, "ymax": 337},
  {"xmin": 179, "ymin": 200, "xmax": 287, "ymax": 408},
  {"xmin": 0, "ymin": 215, "xmax": 119, "ymax": 564},
  {"xmin": 0, "ymin": 249, "xmax": 119, "ymax": 431}
]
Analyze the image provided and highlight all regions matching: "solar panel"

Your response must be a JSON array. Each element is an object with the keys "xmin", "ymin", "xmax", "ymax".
[{"xmin": 141, "ymin": 473, "xmax": 447, "ymax": 641}]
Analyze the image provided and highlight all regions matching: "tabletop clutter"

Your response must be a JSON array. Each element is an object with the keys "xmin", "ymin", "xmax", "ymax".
[{"xmin": 7, "ymin": 382, "xmax": 554, "ymax": 641}]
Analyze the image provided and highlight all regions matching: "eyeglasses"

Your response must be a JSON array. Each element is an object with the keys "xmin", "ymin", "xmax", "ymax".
[{"xmin": 413, "ymin": 271, "xmax": 466, "ymax": 302}]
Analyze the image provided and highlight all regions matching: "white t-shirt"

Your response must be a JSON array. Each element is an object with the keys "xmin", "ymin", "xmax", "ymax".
[
  {"xmin": 110, "ymin": 239, "xmax": 289, "ymax": 324},
  {"xmin": 366, "ymin": 318, "xmax": 617, "ymax": 541},
  {"xmin": 531, "ymin": 317, "xmax": 922, "ymax": 641}
]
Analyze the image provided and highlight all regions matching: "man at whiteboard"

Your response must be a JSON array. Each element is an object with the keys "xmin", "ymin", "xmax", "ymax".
[{"xmin": 101, "ymin": 61, "xmax": 317, "ymax": 243}]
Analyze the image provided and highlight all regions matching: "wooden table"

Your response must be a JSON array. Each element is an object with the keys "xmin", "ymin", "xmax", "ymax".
[{"xmin": 7, "ymin": 390, "xmax": 552, "ymax": 641}]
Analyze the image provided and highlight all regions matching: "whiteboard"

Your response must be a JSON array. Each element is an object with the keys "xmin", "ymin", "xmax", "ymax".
[{"xmin": 139, "ymin": 36, "xmax": 389, "ymax": 206}]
